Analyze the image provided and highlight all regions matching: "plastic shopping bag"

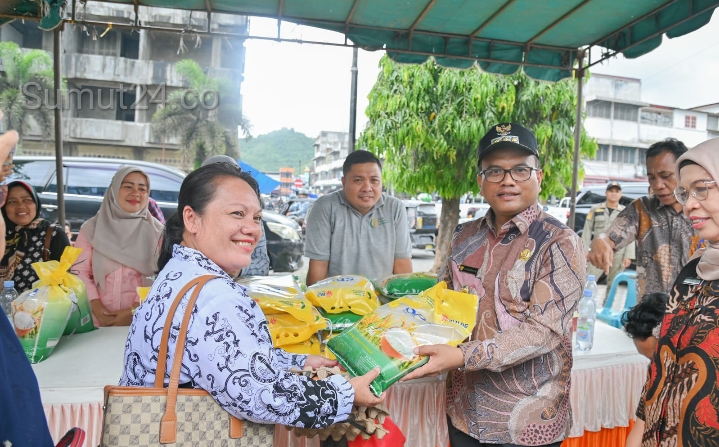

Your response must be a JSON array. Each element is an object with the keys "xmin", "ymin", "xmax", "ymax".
[
  {"xmin": 12, "ymin": 252, "xmax": 83, "ymax": 362},
  {"xmin": 375, "ymin": 272, "xmax": 438, "ymax": 299},
  {"xmin": 327, "ymin": 282, "xmax": 479, "ymax": 395},
  {"xmin": 56, "ymin": 247, "xmax": 94, "ymax": 334},
  {"xmin": 267, "ymin": 308, "xmax": 326, "ymax": 347}
]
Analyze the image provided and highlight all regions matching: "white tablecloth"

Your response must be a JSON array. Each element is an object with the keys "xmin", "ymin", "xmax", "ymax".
[{"xmin": 32, "ymin": 322, "xmax": 648, "ymax": 447}]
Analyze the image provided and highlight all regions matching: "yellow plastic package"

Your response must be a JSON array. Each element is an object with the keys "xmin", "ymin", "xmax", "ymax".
[
  {"xmin": 13, "ymin": 249, "xmax": 89, "ymax": 363},
  {"xmin": 305, "ymin": 275, "xmax": 380, "ymax": 316},
  {"xmin": 327, "ymin": 282, "xmax": 479, "ymax": 395},
  {"xmin": 245, "ymin": 283, "xmax": 314, "ymax": 323},
  {"xmin": 281, "ymin": 335, "xmax": 323, "ymax": 356},
  {"xmin": 267, "ymin": 308, "xmax": 326, "ymax": 347}
]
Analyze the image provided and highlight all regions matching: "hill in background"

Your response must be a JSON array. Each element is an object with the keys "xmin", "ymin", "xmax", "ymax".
[{"xmin": 240, "ymin": 128, "xmax": 315, "ymax": 173}]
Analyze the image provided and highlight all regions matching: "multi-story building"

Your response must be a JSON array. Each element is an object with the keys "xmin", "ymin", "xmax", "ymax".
[
  {"xmin": 0, "ymin": 4, "xmax": 247, "ymax": 169},
  {"xmin": 279, "ymin": 167, "xmax": 294, "ymax": 196},
  {"xmin": 311, "ymin": 131, "xmax": 349, "ymax": 193},
  {"xmin": 582, "ymin": 74, "xmax": 719, "ymax": 184}
]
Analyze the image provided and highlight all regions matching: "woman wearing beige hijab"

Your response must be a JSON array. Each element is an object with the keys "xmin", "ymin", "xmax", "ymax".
[
  {"xmin": 75, "ymin": 166, "xmax": 163, "ymax": 327},
  {"xmin": 629, "ymin": 137, "xmax": 719, "ymax": 447}
]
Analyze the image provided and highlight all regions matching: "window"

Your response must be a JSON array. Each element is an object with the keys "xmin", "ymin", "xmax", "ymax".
[
  {"xmin": 116, "ymin": 90, "xmax": 136, "ymax": 122},
  {"xmin": 685, "ymin": 115, "xmax": 697, "ymax": 129},
  {"xmin": 612, "ymin": 146, "xmax": 636, "ymax": 164},
  {"xmin": 640, "ymin": 110, "xmax": 673, "ymax": 127},
  {"xmin": 708, "ymin": 116, "xmax": 719, "ymax": 132},
  {"xmin": 614, "ymin": 103, "xmax": 639, "ymax": 122},
  {"xmin": 586, "ymin": 100, "xmax": 611, "ymax": 119},
  {"xmin": 9, "ymin": 161, "xmax": 55, "ymax": 191},
  {"xmin": 593, "ymin": 144, "xmax": 610, "ymax": 162},
  {"xmin": 64, "ymin": 165, "xmax": 120, "ymax": 196},
  {"xmin": 142, "ymin": 166, "xmax": 183, "ymax": 203},
  {"xmin": 120, "ymin": 31, "xmax": 139, "ymax": 59},
  {"xmin": 79, "ymin": 30, "xmax": 119, "ymax": 57}
]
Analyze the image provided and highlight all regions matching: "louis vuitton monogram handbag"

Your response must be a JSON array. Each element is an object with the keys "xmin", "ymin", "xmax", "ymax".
[{"xmin": 101, "ymin": 275, "xmax": 275, "ymax": 446}]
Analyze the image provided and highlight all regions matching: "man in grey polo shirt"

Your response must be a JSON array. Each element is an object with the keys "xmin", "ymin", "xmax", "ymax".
[{"xmin": 305, "ymin": 150, "xmax": 412, "ymax": 286}]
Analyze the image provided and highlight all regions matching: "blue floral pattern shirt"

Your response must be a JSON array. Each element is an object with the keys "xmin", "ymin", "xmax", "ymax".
[{"xmin": 119, "ymin": 244, "xmax": 354, "ymax": 427}]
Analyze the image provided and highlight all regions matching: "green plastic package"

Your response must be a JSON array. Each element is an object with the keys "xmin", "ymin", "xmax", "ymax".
[{"xmin": 375, "ymin": 272, "xmax": 438, "ymax": 299}]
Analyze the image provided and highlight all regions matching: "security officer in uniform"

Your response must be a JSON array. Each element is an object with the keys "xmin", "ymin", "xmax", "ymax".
[{"xmin": 582, "ymin": 182, "xmax": 635, "ymax": 289}]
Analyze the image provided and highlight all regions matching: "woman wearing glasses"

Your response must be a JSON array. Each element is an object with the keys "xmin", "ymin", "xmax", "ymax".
[
  {"xmin": 75, "ymin": 166, "xmax": 163, "ymax": 327},
  {"xmin": 0, "ymin": 181, "xmax": 71, "ymax": 294},
  {"xmin": 633, "ymin": 137, "xmax": 719, "ymax": 446}
]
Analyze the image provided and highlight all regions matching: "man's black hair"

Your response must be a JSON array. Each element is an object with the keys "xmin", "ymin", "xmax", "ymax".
[
  {"xmin": 621, "ymin": 292, "xmax": 668, "ymax": 340},
  {"xmin": 342, "ymin": 150, "xmax": 382, "ymax": 177},
  {"xmin": 646, "ymin": 138, "xmax": 688, "ymax": 162}
]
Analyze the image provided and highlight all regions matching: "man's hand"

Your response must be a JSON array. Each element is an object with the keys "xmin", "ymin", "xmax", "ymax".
[
  {"xmin": 588, "ymin": 235, "xmax": 614, "ymax": 275},
  {"xmin": 348, "ymin": 367, "xmax": 386, "ymax": 407},
  {"xmin": 623, "ymin": 258, "xmax": 632, "ymax": 269},
  {"xmin": 400, "ymin": 344, "xmax": 465, "ymax": 381},
  {"xmin": 303, "ymin": 355, "xmax": 339, "ymax": 370}
]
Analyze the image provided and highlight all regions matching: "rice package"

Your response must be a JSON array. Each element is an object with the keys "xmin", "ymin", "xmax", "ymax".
[
  {"xmin": 268, "ymin": 308, "xmax": 326, "ymax": 347},
  {"xmin": 319, "ymin": 309, "xmax": 363, "ymax": 332},
  {"xmin": 55, "ymin": 247, "xmax": 94, "ymax": 335},
  {"xmin": 327, "ymin": 282, "xmax": 479, "ymax": 395},
  {"xmin": 375, "ymin": 272, "xmax": 438, "ymax": 299},
  {"xmin": 282, "ymin": 334, "xmax": 323, "ymax": 356},
  {"xmin": 12, "ymin": 255, "xmax": 82, "ymax": 363},
  {"xmin": 305, "ymin": 275, "xmax": 380, "ymax": 316},
  {"xmin": 245, "ymin": 283, "xmax": 314, "ymax": 323}
]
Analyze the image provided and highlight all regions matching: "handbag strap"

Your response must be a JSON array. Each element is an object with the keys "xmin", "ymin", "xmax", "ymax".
[
  {"xmin": 154, "ymin": 274, "xmax": 218, "ymax": 387},
  {"xmin": 42, "ymin": 225, "xmax": 55, "ymax": 262},
  {"xmin": 157, "ymin": 274, "xmax": 219, "ymax": 443}
]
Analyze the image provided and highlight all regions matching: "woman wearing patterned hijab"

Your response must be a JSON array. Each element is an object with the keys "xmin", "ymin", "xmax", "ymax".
[
  {"xmin": 0, "ymin": 181, "xmax": 70, "ymax": 293},
  {"xmin": 75, "ymin": 166, "xmax": 163, "ymax": 327},
  {"xmin": 633, "ymin": 137, "xmax": 719, "ymax": 446}
]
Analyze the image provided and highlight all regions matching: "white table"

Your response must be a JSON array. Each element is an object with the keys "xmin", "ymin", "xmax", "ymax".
[{"xmin": 32, "ymin": 322, "xmax": 648, "ymax": 447}]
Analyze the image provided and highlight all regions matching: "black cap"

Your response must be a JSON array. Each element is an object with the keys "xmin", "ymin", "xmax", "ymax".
[
  {"xmin": 478, "ymin": 123, "xmax": 539, "ymax": 165},
  {"xmin": 606, "ymin": 181, "xmax": 622, "ymax": 191}
]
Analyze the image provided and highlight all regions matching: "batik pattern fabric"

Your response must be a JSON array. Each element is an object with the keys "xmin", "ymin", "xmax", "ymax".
[
  {"xmin": 439, "ymin": 205, "xmax": 585, "ymax": 446},
  {"xmin": 119, "ymin": 244, "xmax": 354, "ymax": 428},
  {"xmin": 0, "ymin": 218, "xmax": 68, "ymax": 294},
  {"xmin": 606, "ymin": 196, "xmax": 701, "ymax": 298},
  {"xmin": 637, "ymin": 258, "xmax": 719, "ymax": 447}
]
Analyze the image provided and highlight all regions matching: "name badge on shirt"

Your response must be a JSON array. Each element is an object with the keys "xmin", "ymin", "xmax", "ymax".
[
  {"xmin": 458, "ymin": 264, "xmax": 479, "ymax": 275},
  {"xmin": 683, "ymin": 277, "xmax": 702, "ymax": 286}
]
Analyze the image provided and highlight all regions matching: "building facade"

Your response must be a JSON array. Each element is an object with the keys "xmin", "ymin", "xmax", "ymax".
[
  {"xmin": 311, "ymin": 130, "xmax": 349, "ymax": 193},
  {"xmin": 582, "ymin": 74, "xmax": 719, "ymax": 183},
  {"xmin": 0, "ymin": 4, "xmax": 247, "ymax": 169}
]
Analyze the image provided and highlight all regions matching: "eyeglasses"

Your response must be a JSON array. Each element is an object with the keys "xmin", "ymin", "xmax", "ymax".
[
  {"xmin": 674, "ymin": 179, "xmax": 717, "ymax": 205},
  {"xmin": 0, "ymin": 185, "xmax": 7, "ymax": 208},
  {"xmin": 479, "ymin": 167, "xmax": 540, "ymax": 183}
]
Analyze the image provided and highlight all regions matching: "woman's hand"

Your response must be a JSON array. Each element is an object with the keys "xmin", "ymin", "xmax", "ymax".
[
  {"xmin": 303, "ymin": 355, "xmax": 339, "ymax": 370},
  {"xmin": 348, "ymin": 367, "xmax": 386, "ymax": 407},
  {"xmin": 90, "ymin": 300, "xmax": 134, "ymax": 326}
]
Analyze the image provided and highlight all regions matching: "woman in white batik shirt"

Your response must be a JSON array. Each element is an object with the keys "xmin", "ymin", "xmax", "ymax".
[{"xmin": 119, "ymin": 161, "xmax": 384, "ymax": 429}]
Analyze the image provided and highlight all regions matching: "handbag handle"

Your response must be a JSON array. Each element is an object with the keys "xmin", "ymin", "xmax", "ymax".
[
  {"xmin": 153, "ymin": 275, "xmax": 218, "ymax": 388},
  {"xmin": 152, "ymin": 274, "xmax": 219, "ymax": 443}
]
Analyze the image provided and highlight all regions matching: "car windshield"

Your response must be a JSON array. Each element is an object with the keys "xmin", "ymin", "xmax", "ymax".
[{"xmin": 417, "ymin": 204, "xmax": 437, "ymax": 215}]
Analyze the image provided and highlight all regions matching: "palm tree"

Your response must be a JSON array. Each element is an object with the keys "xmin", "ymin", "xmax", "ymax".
[
  {"xmin": 0, "ymin": 41, "xmax": 55, "ymax": 150},
  {"xmin": 151, "ymin": 59, "xmax": 251, "ymax": 169}
]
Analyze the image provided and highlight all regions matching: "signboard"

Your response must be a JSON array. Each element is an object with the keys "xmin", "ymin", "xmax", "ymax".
[{"xmin": 294, "ymin": 178, "xmax": 303, "ymax": 188}]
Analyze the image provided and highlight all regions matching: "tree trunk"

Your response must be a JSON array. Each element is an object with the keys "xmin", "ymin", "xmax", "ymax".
[{"xmin": 430, "ymin": 196, "xmax": 460, "ymax": 273}]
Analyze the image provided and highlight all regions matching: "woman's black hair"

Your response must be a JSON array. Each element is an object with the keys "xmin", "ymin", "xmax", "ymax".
[
  {"xmin": 678, "ymin": 159, "xmax": 699, "ymax": 172},
  {"xmin": 621, "ymin": 292, "xmax": 668, "ymax": 340},
  {"xmin": 157, "ymin": 162, "xmax": 260, "ymax": 271}
]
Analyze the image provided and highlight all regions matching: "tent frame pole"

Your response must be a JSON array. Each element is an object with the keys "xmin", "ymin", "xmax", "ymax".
[
  {"xmin": 568, "ymin": 48, "xmax": 585, "ymax": 231},
  {"xmin": 349, "ymin": 46, "xmax": 358, "ymax": 152},
  {"xmin": 53, "ymin": 26, "xmax": 66, "ymax": 228}
]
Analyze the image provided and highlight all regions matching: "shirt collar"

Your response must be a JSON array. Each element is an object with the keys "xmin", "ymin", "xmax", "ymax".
[
  {"xmin": 172, "ymin": 244, "xmax": 233, "ymax": 280},
  {"xmin": 484, "ymin": 204, "xmax": 540, "ymax": 236}
]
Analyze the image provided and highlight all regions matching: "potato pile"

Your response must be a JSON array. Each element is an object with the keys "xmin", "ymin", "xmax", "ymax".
[{"xmin": 287, "ymin": 366, "xmax": 391, "ymax": 442}]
